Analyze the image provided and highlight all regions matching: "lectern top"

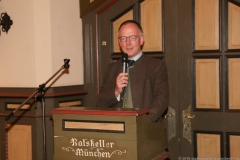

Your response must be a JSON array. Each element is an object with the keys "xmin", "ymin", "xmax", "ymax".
[{"xmin": 50, "ymin": 106, "xmax": 149, "ymax": 116}]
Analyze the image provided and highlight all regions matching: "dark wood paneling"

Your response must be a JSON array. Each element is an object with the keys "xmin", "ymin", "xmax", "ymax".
[
  {"xmin": 0, "ymin": 85, "xmax": 87, "ymax": 160},
  {"xmin": 80, "ymin": 0, "xmax": 107, "ymax": 17}
]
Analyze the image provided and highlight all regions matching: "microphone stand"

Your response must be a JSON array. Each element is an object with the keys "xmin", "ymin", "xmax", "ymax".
[{"xmin": 5, "ymin": 59, "xmax": 70, "ymax": 160}]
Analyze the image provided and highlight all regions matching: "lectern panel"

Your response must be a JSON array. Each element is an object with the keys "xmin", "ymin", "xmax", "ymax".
[
  {"xmin": 51, "ymin": 107, "xmax": 167, "ymax": 160},
  {"xmin": 63, "ymin": 120, "xmax": 125, "ymax": 133}
]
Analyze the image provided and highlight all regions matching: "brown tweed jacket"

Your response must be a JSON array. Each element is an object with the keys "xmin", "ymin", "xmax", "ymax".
[{"xmin": 97, "ymin": 53, "xmax": 169, "ymax": 122}]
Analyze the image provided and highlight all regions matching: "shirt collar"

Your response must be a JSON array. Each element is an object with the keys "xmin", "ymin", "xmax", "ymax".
[{"xmin": 129, "ymin": 52, "xmax": 142, "ymax": 61}]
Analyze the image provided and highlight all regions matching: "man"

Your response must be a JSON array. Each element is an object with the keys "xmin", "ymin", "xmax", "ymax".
[{"xmin": 97, "ymin": 20, "xmax": 169, "ymax": 122}]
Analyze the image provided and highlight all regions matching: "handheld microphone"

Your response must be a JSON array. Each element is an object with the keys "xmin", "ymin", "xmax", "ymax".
[
  {"xmin": 122, "ymin": 53, "xmax": 128, "ymax": 73},
  {"xmin": 122, "ymin": 53, "xmax": 128, "ymax": 91}
]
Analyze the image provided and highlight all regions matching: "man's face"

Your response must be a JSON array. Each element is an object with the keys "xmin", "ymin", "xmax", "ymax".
[{"xmin": 118, "ymin": 23, "xmax": 144, "ymax": 59}]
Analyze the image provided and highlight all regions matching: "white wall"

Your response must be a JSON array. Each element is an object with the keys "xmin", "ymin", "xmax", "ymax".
[{"xmin": 0, "ymin": 0, "xmax": 83, "ymax": 87}]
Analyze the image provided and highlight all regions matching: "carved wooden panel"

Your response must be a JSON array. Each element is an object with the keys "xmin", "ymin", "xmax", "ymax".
[
  {"xmin": 64, "ymin": 121, "xmax": 124, "ymax": 132},
  {"xmin": 7, "ymin": 124, "xmax": 32, "ymax": 160},
  {"xmin": 195, "ymin": 0, "xmax": 219, "ymax": 50},
  {"xmin": 59, "ymin": 100, "xmax": 81, "ymax": 108},
  {"xmin": 197, "ymin": 133, "xmax": 221, "ymax": 158},
  {"xmin": 7, "ymin": 104, "xmax": 30, "ymax": 109},
  {"xmin": 230, "ymin": 135, "xmax": 240, "ymax": 158},
  {"xmin": 228, "ymin": 58, "xmax": 240, "ymax": 110},
  {"xmin": 141, "ymin": 0, "xmax": 162, "ymax": 51},
  {"xmin": 195, "ymin": 59, "xmax": 220, "ymax": 109},
  {"xmin": 228, "ymin": 2, "xmax": 240, "ymax": 49},
  {"xmin": 113, "ymin": 10, "xmax": 133, "ymax": 53}
]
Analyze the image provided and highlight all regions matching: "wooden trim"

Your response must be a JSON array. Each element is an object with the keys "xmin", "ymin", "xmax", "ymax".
[
  {"xmin": 0, "ymin": 90, "xmax": 88, "ymax": 98},
  {"xmin": 0, "ymin": 113, "xmax": 52, "ymax": 117},
  {"xmin": 51, "ymin": 107, "xmax": 149, "ymax": 116},
  {"xmin": 95, "ymin": 0, "xmax": 118, "ymax": 94},
  {"xmin": 80, "ymin": 0, "xmax": 107, "ymax": 17},
  {"xmin": 152, "ymin": 151, "xmax": 170, "ymax": 160}
]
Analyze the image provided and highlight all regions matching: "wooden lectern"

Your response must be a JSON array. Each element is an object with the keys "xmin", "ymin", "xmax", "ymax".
[{"xmin": 50, "ymin": 107, "xmax": 169, "ymax": 160}]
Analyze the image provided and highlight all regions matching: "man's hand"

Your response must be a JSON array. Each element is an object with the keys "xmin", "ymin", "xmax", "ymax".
[{"xmin": 115, "ymin": 73, "xmax": 128, "ymax": 96}]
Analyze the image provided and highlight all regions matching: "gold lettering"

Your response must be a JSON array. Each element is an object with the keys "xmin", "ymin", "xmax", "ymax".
[{"xmin": 70, "ymin": 138, "xmax": 77, "ymax": 146}]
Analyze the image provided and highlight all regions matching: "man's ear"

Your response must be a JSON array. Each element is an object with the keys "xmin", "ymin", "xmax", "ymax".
[
  {"xmin": 118, "ymin": 40, "xmax": 123, "ymax": 52},
  {"xmin": 140, "ymin": 35, "xmax": 144, "ymax": 45}
]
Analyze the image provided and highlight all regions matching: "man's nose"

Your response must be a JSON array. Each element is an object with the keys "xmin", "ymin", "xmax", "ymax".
[{"xmin": 125, "ymin": 37, "xmax": 131, "ymax": 44}]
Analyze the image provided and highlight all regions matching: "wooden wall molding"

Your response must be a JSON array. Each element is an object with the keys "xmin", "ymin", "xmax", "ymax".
[{"xmin": 0, "ymin": 90, "xmax": 88, "ymax": 98}]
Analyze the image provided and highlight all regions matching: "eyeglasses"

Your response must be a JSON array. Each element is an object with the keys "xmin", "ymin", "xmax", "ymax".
[{"xmin": 119, "ymin": 35, "xmax": 139, "ymax": 42}]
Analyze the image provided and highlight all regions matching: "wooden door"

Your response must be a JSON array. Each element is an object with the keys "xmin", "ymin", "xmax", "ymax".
[
  {"xmin": 81, "ymin": 0, "xmax": 240, "ymax": 159},
  {"xmin": 179, "ymin": 0, "xmax": 240, "ymax": 158}
]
